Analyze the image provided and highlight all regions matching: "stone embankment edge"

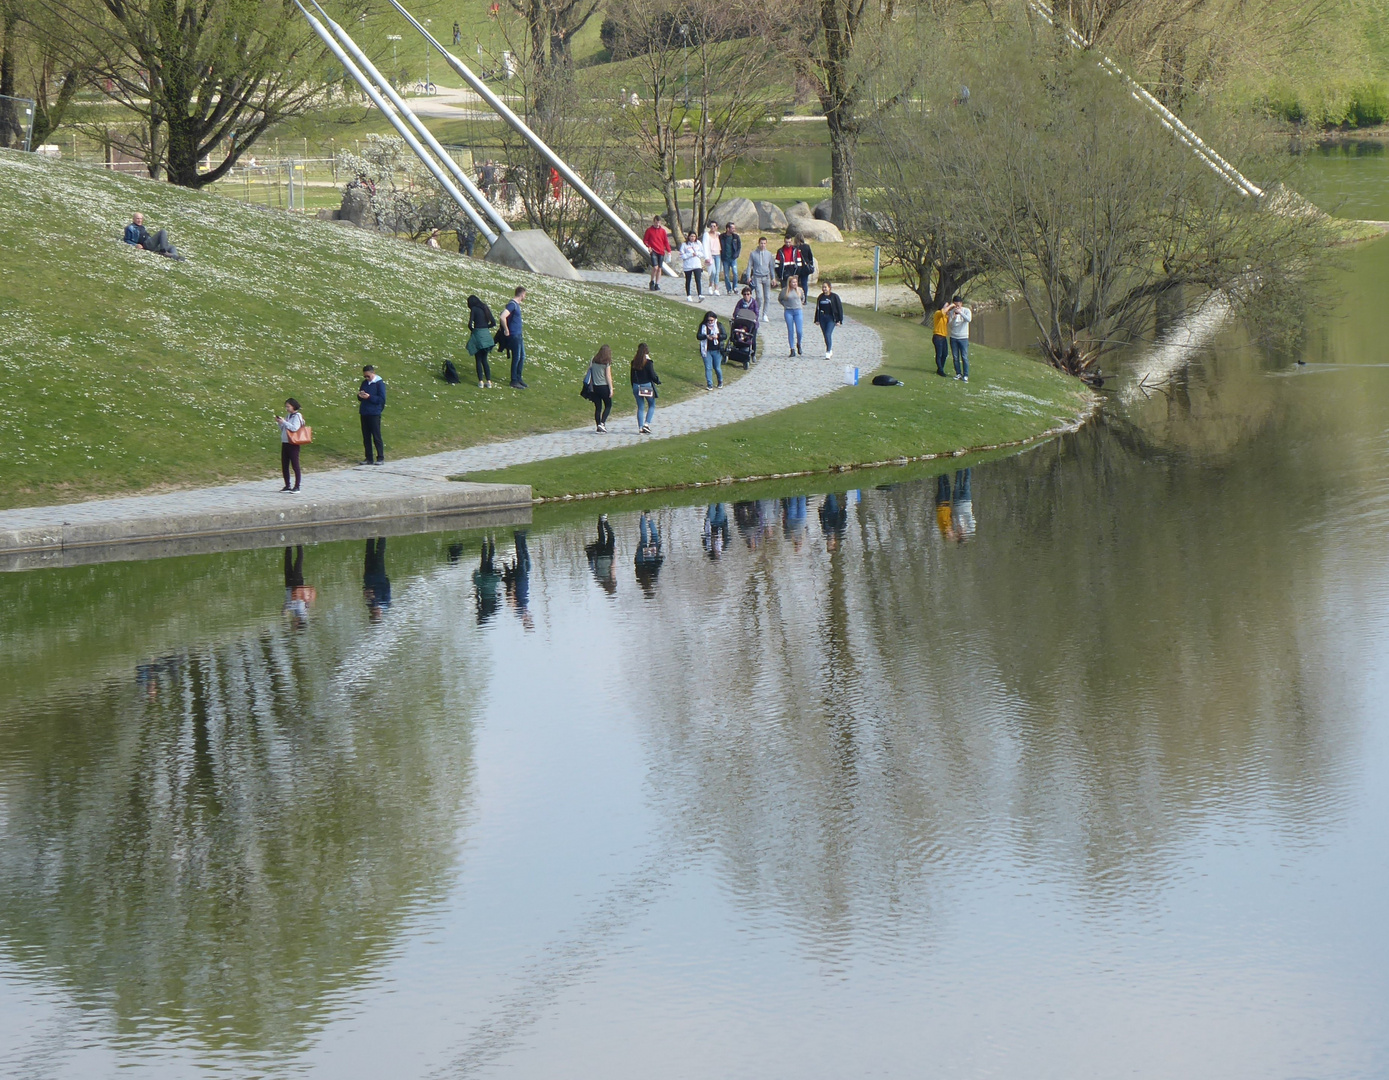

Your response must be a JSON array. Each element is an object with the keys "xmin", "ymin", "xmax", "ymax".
[{"xmin": 522, "ymin": 399, "xmax": 1099, "ymax": 504}]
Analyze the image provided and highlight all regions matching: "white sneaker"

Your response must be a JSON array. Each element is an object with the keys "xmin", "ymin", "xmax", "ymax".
[
  {"xmin": 824, "ymin": 351, "xmax": 832, "ymax": 360},
  {"xmin": 478, "ymin": 380, "xmax": 485, "ymax": 388},
  {"xmin": 962, "ymin": 375, "xmax": 969, "ymax": 382}
]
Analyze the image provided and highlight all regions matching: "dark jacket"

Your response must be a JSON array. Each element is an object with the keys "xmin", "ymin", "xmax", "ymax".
[
  {"xmin": 467, "ymin": 294, "xmax": 496, "ymax": 331},
  {"xmin": 359, "ymin": 377, "xmax": 387, "ymax": 416},
  {"xmin": 123, "ymin": 222, "xmax": 149, "ymax": 247},
  {"xmin": 815, "ymin": 292, "xmax": 843, "ymax": 326},
  {"xmin": 697, "ymin": 319, "xmax": 728, "ymax": 352},
  {"xmin": 773, "ymin": 244, "xmax": 801, "ymax": 282},
  {"xmin": 630, "ymin": 360, "xmax": 662, "ymax": 397},
  {"xmin": 796, "ymin": 243, "xmax": 815, "ymax": 278},
  {"xmin": 721, "ymin": 232, "xmax": 742, "ymax": 262}
]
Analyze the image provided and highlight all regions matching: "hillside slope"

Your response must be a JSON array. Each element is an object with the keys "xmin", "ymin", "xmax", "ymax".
[{"xmin": 0, "ymin": 151, "xmax": 704, "ymax": 509}]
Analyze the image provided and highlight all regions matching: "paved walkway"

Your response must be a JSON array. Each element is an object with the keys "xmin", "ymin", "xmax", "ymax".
[{"xmin": 0, "ymin": 274, "xmax": 881, "ymax": 561}]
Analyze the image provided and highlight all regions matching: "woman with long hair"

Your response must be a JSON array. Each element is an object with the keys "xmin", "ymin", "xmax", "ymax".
[
  {"xmin": 587, "ymin": 344, "xmax": 615, "ymax": 432},
  {"xmin": 466, "ymin": 294, "xmax": 497, "ymax": 388},
  {"xmin": 629, "ymin": 342, "xmax": 661, "ymax": 434},
  {"xmin": 679, "ymin": 231, "xmax": 704, "ymax": 301}
]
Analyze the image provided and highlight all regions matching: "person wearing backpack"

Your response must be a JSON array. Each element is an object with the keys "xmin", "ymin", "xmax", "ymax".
[
  {"xmin": 813, "ymin": 279, "xmax": 844, "ymax": 359},
  {"xmin": 274, "ymin": 398, "xmax": 307, "ymax": 492},
  {"xmin": 697, "ymin": 310, "xmax": 727, "ymax": 389},
  {"xmin": 466, "ymin": 294, "xmax": 497, "ymax": 388}
]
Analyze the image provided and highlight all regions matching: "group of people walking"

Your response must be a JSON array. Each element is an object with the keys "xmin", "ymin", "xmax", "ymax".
[{"xmin": 582, "ymin": 343, "xmax": 662, "ymax": 433}]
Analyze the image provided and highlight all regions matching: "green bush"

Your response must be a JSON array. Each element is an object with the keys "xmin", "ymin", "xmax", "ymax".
[{"xmin": 1347, "ymin": 82, "xmax": 1389, "ymax": 127}]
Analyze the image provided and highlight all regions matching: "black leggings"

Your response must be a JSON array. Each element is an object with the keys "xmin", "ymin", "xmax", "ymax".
[
  {"xmin": 684, "ymin": 268, "xmax": 703, "ymax": 296},
  {"xmin": 593, "ymin": 390, "xmax": 612, "ymax": 426},
  {"xmin": 474, "ymin": 347, "xmax": 491, "ymax": 382},
  {"xmin": 281, "ymin": 442, "xmax": 301, "ymax": 488}
]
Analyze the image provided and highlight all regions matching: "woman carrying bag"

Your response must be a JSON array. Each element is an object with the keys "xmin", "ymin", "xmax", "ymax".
[
  {"xmin": 466, "ymin": 294, "xmax": 497, "ymax": 388},
  {"xmin": 630, "ymin": 343, "xmax": 661, "ymax": 433},
  {"xmin": 274, "ymin": 398, "xmax": 310, "ymax": 492}
]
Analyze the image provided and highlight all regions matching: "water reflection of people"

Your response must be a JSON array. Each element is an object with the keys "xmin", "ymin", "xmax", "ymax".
[
  {"xmin": 819, "ymin": 493, "xmax": 848, "ymax": 551},
  {"xmin": 585, "ymin": 515, "xmax": 617, "ymax": 595},
  {"xmin": 782, "ymin": 496, "xmax": 808, "ymax": 549},
  {"xmin": 282, "ymin": 545, "xmax": 314, "ymax": 629},
  {"xmin": 474, "ymin": 536, "xmax": 503, "ymax": 624},
  {"xmin": 502, "ymin": 529, "xmax": 533, "ymax": 629},
  {"xmin": 951, "ymin": 469, "xmax": 975, "ymax": 542},
  {"xmin": 733, "ymin": 501, "xmax": 761, "ymax": 548},
  {"xmin": 935, "ymin": 474, "xmax": 953, "ymax": 539},
  {"xmin": 634, "ymin": 512, "xmax": 664, "ymax": 597},
  {"xmin": 134, "ymin": 655, "xmax": 183, "ymax": 700},
  {"xmin": 703, "ymin": 503, "xmax": 729, "ymax": 558},
  {"xmin": 363, "ymin": 537, "xmax": 391, "ymax": 621}
]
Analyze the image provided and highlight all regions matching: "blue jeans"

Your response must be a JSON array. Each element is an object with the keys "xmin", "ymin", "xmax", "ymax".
[
  {"xmin": 818, "ymin": 318, "xmax": 836, "ymax": 353},
  {"xmin": 933, "ymin": 334, "xmax": 949, "ymax": 374},
  {"xmin": 633, "ymin": 384, "xmax": 656, "ymax": 427},
  {"xmin": 784, "ymin": 308, "xmax": 804, "ymax": 350},
  {"xmin": 710, "ymin": 256, "xmax": 722, "ymax": 287},
  {"xmin": 723, "ymin": 258, "xmax": 739, "ymax": 293},
  {"xmin": 510, "ymin": 336, "xmax": 526, "ymax": 384},
  {"xmin": 703, "ymin": 348, "xmax": 724, "ymax": 387},
  {"xmin": 950, "ymin": 337, "xmax": 968, "ymax": 377}
]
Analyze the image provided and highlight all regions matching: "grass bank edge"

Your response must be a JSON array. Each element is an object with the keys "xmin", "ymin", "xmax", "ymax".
[{"xmin": 459, "ymin": 309, "xmax": 1098, "ymax": 500}]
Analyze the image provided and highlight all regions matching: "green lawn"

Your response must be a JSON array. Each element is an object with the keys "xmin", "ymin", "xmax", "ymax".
[
  {"xmin": 463, "ymin": 308, "xmax": 1095, "ymax": 498},
  {"xmin": 0, "ymin": 149, "xmax": 735, "ymax": 509}
]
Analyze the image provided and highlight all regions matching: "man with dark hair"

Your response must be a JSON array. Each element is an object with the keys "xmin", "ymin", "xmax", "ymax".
[
  {"xmin": 357, "ymin": 365, "xmax": 387, "ymax": 464},
  {"xmin": 643, "ymin": 215, "xmax": 673, "ymax": 291},
  {"xmin": 500, "ymin": 286, "xmax": 528, "ymax": 388}
]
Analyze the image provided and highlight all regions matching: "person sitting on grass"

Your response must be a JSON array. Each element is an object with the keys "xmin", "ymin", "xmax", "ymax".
[{"xmin": 122, "ymin": 213, "xmax": 183, "ymax": 260}]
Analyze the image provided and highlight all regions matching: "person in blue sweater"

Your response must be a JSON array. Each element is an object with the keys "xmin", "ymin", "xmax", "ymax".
[
  {"xmin": 357, "ymin": 365, "xmax": 387, "ymax": 464},
  {"xmin": 122, "ymin": 212, "xmax": 182, "ymax": 259}
]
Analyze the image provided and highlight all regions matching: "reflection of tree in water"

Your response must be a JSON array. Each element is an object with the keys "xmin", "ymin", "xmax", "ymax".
[
  {"xmin": 628, "ymin": 434, "xmax": 1359, "ymax": 954},
  {"xmin": 0, "ymin": 568, "xmax": 482, "ymax": 1055}
]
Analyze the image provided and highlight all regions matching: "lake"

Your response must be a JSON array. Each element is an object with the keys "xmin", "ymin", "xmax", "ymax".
[{"xmin": 1, "ymin": 149, "xmax": 1387, "ymax": 1078}]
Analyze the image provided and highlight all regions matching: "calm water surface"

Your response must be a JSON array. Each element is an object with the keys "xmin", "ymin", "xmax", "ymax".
[{"xmin": 2, "ymin": 158, "xmax": 1389, "ymax": 1079}]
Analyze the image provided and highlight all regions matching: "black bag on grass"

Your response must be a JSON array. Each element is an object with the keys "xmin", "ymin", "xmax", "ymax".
[
  {"xmin": 443, "ymin": 358, "xmax": 461, "ymax": 384},
  {"xmin": 872, "ymin": 374, "xmax": 902, "ymax": 386}
]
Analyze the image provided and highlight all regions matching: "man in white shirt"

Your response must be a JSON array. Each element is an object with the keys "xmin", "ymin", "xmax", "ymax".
[{"xmin": 946, "ymin": 295, "xmax": 972, "ymax": 382}]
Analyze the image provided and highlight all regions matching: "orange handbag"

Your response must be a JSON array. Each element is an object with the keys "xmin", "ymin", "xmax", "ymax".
[{"xmin": 288, "ymin": 422, "xmax": 312, "ymax": 445}]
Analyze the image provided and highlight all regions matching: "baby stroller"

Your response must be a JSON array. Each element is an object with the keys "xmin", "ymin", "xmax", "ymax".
[{"xmin": 727, "ymin": 313, "xmax": 759, "ymax": 368}]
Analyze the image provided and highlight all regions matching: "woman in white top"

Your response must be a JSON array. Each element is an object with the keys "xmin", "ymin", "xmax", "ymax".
[
  {"xmin": 679, "ymin": 232, "xmax": 705, "ymax": 301},
  {"xmin": 274, "ymin": 398, "xmax": 305, "ymax": 492},
  {"xmin": 703, "ymin": 222, "xmax": 723, "ymax": 296}
]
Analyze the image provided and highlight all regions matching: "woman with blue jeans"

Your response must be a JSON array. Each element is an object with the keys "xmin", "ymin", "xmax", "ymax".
[
  {"xmin": 697, "ymin": 311, "xmax": 726, "ymax": 389},
  {"xmin": 779, "ymin": 277, "xmax": 805, "ymax": 356},
  {"xmin": 814, "ymin": 280, "xmax": 844, "ymax": 359},
  {"xmin": 629, "ymin": 343, "xmax": 661, "ymax": 433}
]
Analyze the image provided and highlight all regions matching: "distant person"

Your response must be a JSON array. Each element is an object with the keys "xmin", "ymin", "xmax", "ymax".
[
  {"xmin": 122, "ymin": 212, "xmax": 182, "ymax": 259},
  {"xmin": 453, "ymin": 20, "xmax": 461, "ymax": 44},
  {"xmin": 357, "ymin": 364, "xmax": 386, "ymax": 464},
  {"xmin": 932, "ymin": 298, "xmax": 950, "ymax": 376},
  {"xmin": 474, "ymin": 535, "xmax": 502, "ymax": 624},
  {"xmin": 586, "ymin": 344, "xmax": 615, "ymax": 432},
  {"xmin": 721, "ymin": 222, "xmax": 742, "ymax": 295},
  {"xmin": 458, "ymin": 222, "xmax": 476, "ymax": 256},
  {"xmin": 697, "ymin": 310, "xmax": 727, "ymax": 390},
  {"xmin": 502, "ymin": 529, "xmax": 533, "ymax": 629},
  {"xmin": 467, "ymin": 293, "xmax": 497, "ymax": 388},
  {"xmin": 794, "ymin": 234, "xmax": 815, "ymax": 295},
  {"xmin": 426, "ymin": 228, "xmax": 442, "ymax": 250},
  {"xmin": 679, "ymin": 231, "xmax": 704, "ymax": 301},
  {"xmin": 273, "ymin": 397, "xmax": 306, "ymax": 492},
  {"xmin": 499, "ymin": 286, "xmax": 528, "ymax": 388},
  {"xmin": 643, "ymin": 214, "xmax": 673, "ymax": 291},
  {"xmin": 634, "ymin": 511, "xmax": 664, "ymax": 598},
  {"xmin": 733, "ymin": 284, "xmax": 760, "ymax": 324},
  {"xmin": 747, "ymin": 236, "xmax": 774, "ymax": 323},
  {"xmin": 363, "ymin": 537, "xmax": 391, "ymax": 620},
  {"xmin": 814, "ymin": 279, "xmax": 844, "ymax": 359},
  {"xmin": 585, "ymin": 514, "xmax": 617, "ymax": 595},
  {"xmin": 630, "ymin": 342, "xmax": 660, "ymax": 434},
  {"xmin": 946, "ymin": 295, "xmax": 972, "ymax": 382},
  {"xmin": 779, "ymin": 276, "xmax": 805, "ymax": 356},
  {"xmin": 773, "ymin": 234, "xmax": 800, "ymax": 287},
  {"xmin": 703, "ymin": 221, "xmax": 723, "ymax": 296}
]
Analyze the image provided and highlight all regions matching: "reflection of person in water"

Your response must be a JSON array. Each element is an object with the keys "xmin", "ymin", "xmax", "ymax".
[
  {"xmin": 935, "ymin": 474, "xmax": 954, "ymax": 540},
  {"xmin": 782, "ymin": 496, "xmax": 808, "ymax": 549},
  {"xmin": 474, "ymin": 536, "xmax": 503, "ymax": 624},
  {"xmin": 502, "ymin": 529, "xmax": 533, "ymax": 629},
  {"xmin": 819, "ymin": 493, "xmax": 849, "ymax": 551},
  {"xmin": 733, "ymin": 501, "xmax": 761, "ymax": 548},
  {"xmin": 363, "ymin": 537, "xmax": 392, "ymax": 621},
  {"xmin": 703, "ymin": 503, "xmax": 729, "ymax": 558},
  {"xmin": 282, "ymin": 545, "xmax": 313, "ymax": 629},
  {"xmin": 135, "ymin": 656, "xmax": 183, "ymax": 700},
  {"xmin": 634, "ymin": 512, "xmax": 664, "ymax": 597},
  {"xmin": 951, "ymin": 468, "xmax": 975, "ymax": 542},
  {"xmin": 584, "ymin": 515, "xmax": 617, "ymax": 595}
]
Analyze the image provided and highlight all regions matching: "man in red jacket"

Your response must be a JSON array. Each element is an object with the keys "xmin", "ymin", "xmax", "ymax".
[{"xmin": 643, "ymin": 215, "xmax": 673, "ymax": 292}]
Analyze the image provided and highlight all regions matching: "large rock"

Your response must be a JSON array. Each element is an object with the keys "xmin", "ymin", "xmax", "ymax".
[
  {"xmin": 484, "ymin": 228, "xmax": 583, "ymax": 281},
  {"xmin": 338, "ymin": 186, "xmax": 373, "ymax": 229},
  {"xmin": 812, "ymin": 198, "xmax": 834, "ymax": 221},
  {"xmin": 709, "ymin": 196, "xmax": 759, "ymax": 231},
  {"xmin": 754, "ymin": 200, "xmax": 788, "ymax": 233},
  {"xmin": 785, "ymin": 202, "xmax": 844, "ymax": 242}
]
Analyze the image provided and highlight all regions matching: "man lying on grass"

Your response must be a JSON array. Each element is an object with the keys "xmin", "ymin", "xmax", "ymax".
[{"xmin": 122, "ymin": 213, "xmax": 184, "ymax": 261}]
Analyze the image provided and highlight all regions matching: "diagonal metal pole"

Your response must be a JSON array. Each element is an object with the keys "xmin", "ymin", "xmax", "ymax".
[
  {"xmin": 387, "ymin": 0, "xmax": 674, "ymax": 272},
  {"xmin": 308, "ymin": 0, "xmax": 509, "ymax": 234},
  {"xmin": 293, "ymin": 0, "xmax": 499, "ymax": 242}
]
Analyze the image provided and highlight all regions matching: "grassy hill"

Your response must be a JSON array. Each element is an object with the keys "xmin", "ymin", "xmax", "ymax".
[{"xmin": 0, "ymin": 150, "xmax": 714, "ymax": 509}]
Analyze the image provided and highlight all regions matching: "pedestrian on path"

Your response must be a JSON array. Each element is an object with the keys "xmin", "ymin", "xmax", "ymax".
[
  {"xmin": 814, "ymin": 280, "xmax": 844, "ymax": 359},
  {"xmin": 357, "ymin": 366, "xmax": 386, "ymax": 464},
  {"xmin": 703, "ymin": 222, "xmax": 723, "ymax": 296},
  {"xmin": 697, "ymin": 310, "xmax": 727, "ymax": 389},
  {"xmin": 733, "ymin": 284, "xmax": 760, "ymax": 324},
  {"xmin": 643, "ymin": 215, "xmax": 673, "ymax": 291},
  {"xmin": 630, "ymin": 342, "xmax": 661, "ymax": 433},
  {"xmin": 275, "ymin": 398, "xmax": 306, "ymax": 491},
  {"xmin": 932, "ymin": 299, "xmax": 950, "ymax": 376},
  {"xmin": 680, "ymin": 232, "xmax": 704, "ymax": 301},
  {"xmin": 500, "ymin": 286, "xmax": 528, "ymax": 388},
  {"xmin": 721, "ymin": 223, "xmax": 742, "ymax": 294},
  {"xmin": 779, "ymin": 277, "xmax": 805, "ymax": 356},
  {"xmin": 467, "ymin": 294, "xmax": 497, "ymax": 387},
  {"xmin": 587, "ymin": 344, "xmax": 615, "ymax": 432},
  {"xmin": 773, "ymin": 235, "xmax": 800, "ymax": 287},
  {"xmin": 747, "ymin": 236, "xmax": 774, "ymax": 323},
  {"xmin": 795, "ymin": 234, "xmax": 815, "ymax": 296},
  {"xmin": 946, "ymin": 295, "xmax": 971, "ymax": 382}
]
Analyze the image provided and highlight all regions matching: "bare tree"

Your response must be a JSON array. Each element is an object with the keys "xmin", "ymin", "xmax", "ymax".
[{"xmin": 508, "ymin": 0, "xmax": 602, "ymax": 72}]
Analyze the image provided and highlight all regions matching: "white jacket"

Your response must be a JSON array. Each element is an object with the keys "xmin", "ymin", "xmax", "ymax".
[
  {"xmin": 702, "ymin": 230, "xmax": 720, "ymax": 266},
  {"xmin": 680, "ymin": 241, "xmax": 703, "ymax": 271}
]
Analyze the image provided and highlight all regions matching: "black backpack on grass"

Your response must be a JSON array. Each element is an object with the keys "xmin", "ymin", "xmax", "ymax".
[{"xmin": 443, "ymin": 358, "xmax": 461, "ymax": 384}]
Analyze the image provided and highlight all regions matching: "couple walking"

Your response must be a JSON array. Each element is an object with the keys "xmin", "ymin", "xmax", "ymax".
[
  {"xmin": 584, "ymin": 344, "xmax": 661, "ymax": 433},
  {"xmin": 778, "ymin": 279, "xmax": 843, "ymax": 358}
]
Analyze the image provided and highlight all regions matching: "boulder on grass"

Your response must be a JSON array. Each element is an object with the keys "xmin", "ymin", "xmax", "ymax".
[
  {"xmin": 785, "ymin": 202, "xmax": 844, "ymax": 242},
  {"xmin": 338, "ymin": 186, "xmax": 373, "ymax": 229},
  {"xmin": 710, "ymin": 196, "xmax": 760, "ymax": 231},
  {"xmin": 754, "ymin": 200, "xmax": 788, "ymax": 232},
  {"xmin": 812, "ymin": 198, "xmax": 834, "ymax": 221}
]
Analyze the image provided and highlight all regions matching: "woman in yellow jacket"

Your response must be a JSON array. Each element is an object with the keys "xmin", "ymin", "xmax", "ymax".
[{"xmin": 932, "ymin": 300, "xmax": 950, "ymax": 377}]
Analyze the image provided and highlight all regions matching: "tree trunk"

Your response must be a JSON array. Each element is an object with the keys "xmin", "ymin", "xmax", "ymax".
[
  {"xmin": 164, "ymin": 116, "xmax": 201, "ymax": 187},
  {"xmin": 0, "ymin": 4, "xmax": 22, "ymax": 150},
  {"xmin": 31, "ymin": 62, "xmax": 84, "ymax": 148},
  {"xmin": 825, "ymin": 106, "xmax": 859, "ymax": 231}
]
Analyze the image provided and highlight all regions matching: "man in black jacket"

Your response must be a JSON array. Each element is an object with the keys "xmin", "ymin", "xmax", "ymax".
[
  {"xmin": 357, "ymin": 365, "xmax": 387, "ymax": 464},
  {"xmin": 720, "ymin": 222, "xmax": 742, "ymax": 295}
]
